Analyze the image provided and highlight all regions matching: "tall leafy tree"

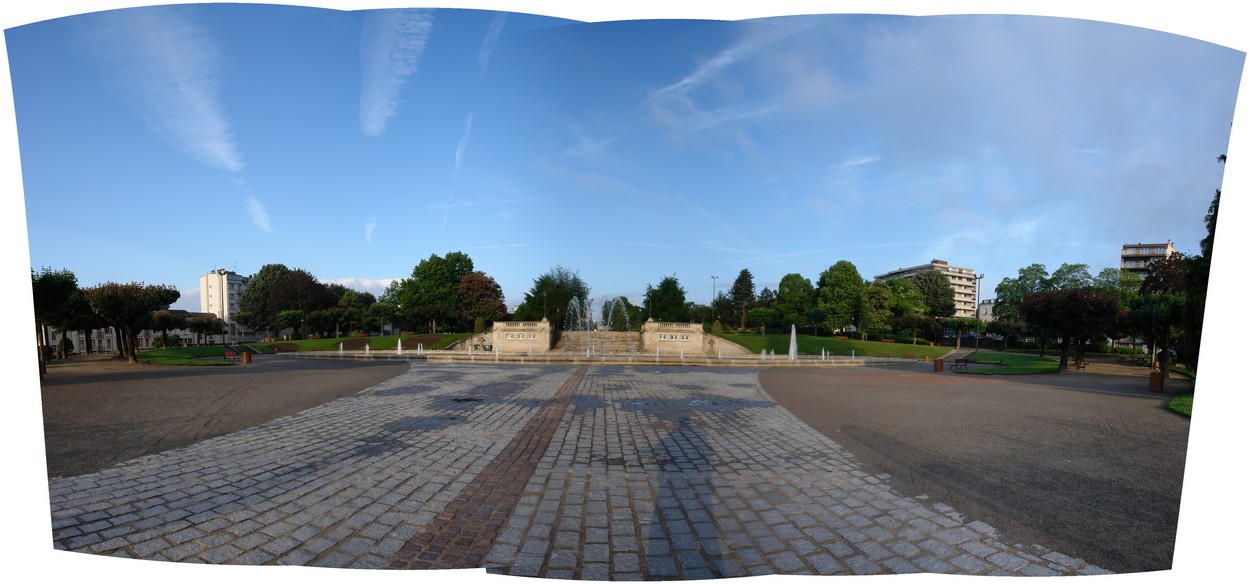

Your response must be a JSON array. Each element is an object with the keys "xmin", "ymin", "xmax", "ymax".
[
  {"xmin": 268, "ymin": 268, "xmax": 336, "ymax": 338},
  {"xmin": 601, "ymin": 297, "xmax": 643, "ymax": 332},
  {"xmin": 85, "ymin": 282, "xmax": 180, "ymax": 363},
  {"xmin": 911, "ymin": 270, "xmax": 955, "ymax": 318},
  {"xmin": 729, "ymin": 269, "xmax": 756, "ymax": 330},
  {"xmin": 150, "ymin": 310, "xmax": 188, "ymax": 349},
  {"xmin": 457, "ymin": 271, "xmax": 507, "ymax": 333},
  {"xmin": 513, "ymin": 265, "xmax": 589, "ymax": 330},
  {"xmin": 1049, "ymin": 263, "xmax": 1094, "ymax": 291},
  {"xmin": 646, "ymin": 275, "xmax": 689, "ymax": 322},
  {"xmin": 389, "ymin": 252, "xmax": 476, "ymax": 333},
  {"xmin": 775, "ymin": 273, "xmax": 814, "ymax": 332},
  {"xmin": 236, "ymin": 263, "xmax": 290, "ymax": 336},
  {"xmin": 1020, "ymin": 289, "xmax": 1121, "ymax": 371},
  {"xmin": 992, "ymin": 263, "xmax": 1050, "ymax": 321},
  {"xmin": 816, "ymin": 261, "xmax": 864, "ymax": 334},
  {"xmin": 885, "ymin": 278, "xmax": 927, "ymax": 318},
  {"xmin": 185, "ymin": 314, "xmax": 225, "ymax": 345},
  {"xmin": 858, "ymin": 283, "xmax": 895, "ymax": 339},
  {"xmin": 31, "ymin": 267, "xmax": 79, "ymax": 374}
]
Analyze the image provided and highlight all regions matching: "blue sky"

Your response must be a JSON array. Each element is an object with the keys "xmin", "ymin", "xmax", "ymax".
[
  {"xmin": 4, "ymin": 4, "xmax": 1250, "ymax": 582},
  {"xmin": 6, "ymin": 2, "xmax": 1242, "ymax": 314}
]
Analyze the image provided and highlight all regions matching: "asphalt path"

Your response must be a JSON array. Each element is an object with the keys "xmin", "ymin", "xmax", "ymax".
[
  {"xmin": 758, "ymin": 361, "xmax": 1193, "ymax": 574},
  {"xmin": 39, "ymin": 353, "xmax": 410, "ymax": 478}
]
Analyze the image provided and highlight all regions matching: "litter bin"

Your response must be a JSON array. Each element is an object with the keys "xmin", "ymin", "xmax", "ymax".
[
  {"xmin": 1149, "ymin": 370, "xmax": 1164, "ymax": 393},
  {"xmin": 934, "ymin": 358, "xmax": 944, "ymax": 372},
  {"xmin": 242, "ymin": 351, "xmax": 252, "ymax": 365}
]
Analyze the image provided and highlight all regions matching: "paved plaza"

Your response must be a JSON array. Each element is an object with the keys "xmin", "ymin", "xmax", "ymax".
[{"xmin": 46, "ymin": 362, "xmax": 1113, "ymax": 577}]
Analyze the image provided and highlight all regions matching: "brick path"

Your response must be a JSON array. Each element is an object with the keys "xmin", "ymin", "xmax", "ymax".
[{"xmin": 47, "ymin": 363, "xmax": 1111, "ymax": 576}]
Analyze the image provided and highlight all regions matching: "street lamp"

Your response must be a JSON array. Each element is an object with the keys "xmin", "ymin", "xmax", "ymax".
[
  {"xmin": 975, "ymin": 273, "xmax": 985, "ymax": 353},
  {"xmin": 711, "ymin": 275, "xmax": 718, "ymax": 318}
]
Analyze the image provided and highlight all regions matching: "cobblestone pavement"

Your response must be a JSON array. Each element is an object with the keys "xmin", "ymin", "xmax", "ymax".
[{"xmin": 48, "ymin": 363, "xmax": 1111, "ymax": 577}]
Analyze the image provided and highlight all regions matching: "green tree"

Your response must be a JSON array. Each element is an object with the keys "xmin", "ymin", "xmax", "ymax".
[
  {"xmin": 940, "ymin": 317, "xmax": 981, "ymax": 350},
  {"xmin": 236, "ymin": 263, "xmax": 290, "ymax": 336},
  {"xmin": 150, "ymin": 310, "xmax": 188, "ymax": 349},
  {"xmin": 992, "ymin": 263, "xmax": 1051, "ymax": 321},
  {"xmin": 601, "ymin": 297, "xmax": 642, "ymax": 332},
  {"xmin": 388, "ymin": 252, "xmax": 476, "ymax": 333},
  {"xmin": 274, "ymin": 309, "xmax": 305, "ymax": 339},
  {"xmin": 911, "ymin": 270, "xmax": 956, "ymax": 318},
  {"xmin": 31, "ymin": 267, "xmax": 79, "ymax": 374},
  {"xmin": 85, "ymin": 282, "xmax": 180, "ymax": 363},
  {"xmin": 816, "ymin": 261, "xmax": 864, "ymax": 334},
  {"xmin": 729, "ymin": 269, "xmax": 756, "ymax": 330},
  {"xmin": 269, "ymin": 268, "xmax": 336, "ymax": 338},
  {"xmin": 1049, "ymin": 263, "xmax": 1094, "ymax": 290},
  {"xmin": 884, "ymin": 278, "xmax": 927, "ymax": 318},
  {"xmin": 363, "ymin": 302, "xmax": 398, "ymax": 334},
  {"xmin": 513, "ymin": 265, "xmax": 590, "ymax": 330},
  {"xmin": 858, "ymin": 283, "xmax": 894, "ymax": 340},
  {"xmin": 775, "ymin": 273, "xmax": 814, "ymax": 333},
  {"xmin": 1020, "ymin": 289, "xmax": 1121, "ymax": 371},
  {"xmin": 646, "ymin": 275, "xmax": 690, "ymax": 322},
  {"xmin": 185, "ymin": 314, "xmax": 225, "ymax": 345}
]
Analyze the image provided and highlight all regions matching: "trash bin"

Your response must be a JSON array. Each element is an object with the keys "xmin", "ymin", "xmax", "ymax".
[
  {"xmin": 934, "ymin": 358, "xmax": 944, "ymax": 372},
  {"xmin": 1149, "ymin": 370, "xmax": 1164, "ymax": 393},
  {"xmin": 242, "ymin": 351, "xmax": 252, "ymax": 365}
]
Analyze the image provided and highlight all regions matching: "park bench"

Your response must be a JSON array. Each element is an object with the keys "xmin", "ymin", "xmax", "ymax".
[
  {"xmin": 1074, "ymin": 358, "xmax": 1088, "ymax": 371},
  {"xmin": 952, "ymin": 358, "xmax": 971, "ymax": 369},
  {"xmin": 223, "ymin": 351, "xmax": 240, "ymax": 362}
]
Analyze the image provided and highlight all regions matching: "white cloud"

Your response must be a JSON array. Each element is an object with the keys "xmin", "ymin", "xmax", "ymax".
[
  {"xmin": 359, "ymin": 9, "xmax": 435, "ymax": 136},
  {"xmin": 244, "ymin": 195, "xmax": 272, "ymax": 232},
  {"xmin": 478, "ymin": 12, "xmax": 508, "ymax": 72},
  {"xmin": 455, "ymin": 113, "xmax": 474, "ymax": 173},
  {"xmin": 565, "ymin": 136, "xmax": 617, "ymax": 158},
  {"xmin": 365, "ymin": 218, "xmax": 376, "ymax": 245},
  {"xmin": 73, "ymin": 6, "xmax": 243, "ymax": 172},
  {"xmin": 323, "ymin": 277, "xmax": 397, "ymax": 295}
]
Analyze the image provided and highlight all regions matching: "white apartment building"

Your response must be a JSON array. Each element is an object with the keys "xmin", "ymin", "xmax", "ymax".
[
  {"xmin": 874, "ymin": 259, "xmax": 980, "ymax": 319},
  {"xmin": 200, "ymin": 269, "xmax": 249, "ymax": 323}
]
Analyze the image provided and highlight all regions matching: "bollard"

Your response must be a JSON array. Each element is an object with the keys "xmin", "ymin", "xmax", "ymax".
[
  {"xmin": 933, "ymin": 358, "xmax": 944, "ymax": 372},
  {"xmin": 241, "ymin": 351, "xmax": 251, "ymax": 364},
  {"xmin": 1149, "ymin": 370, "xmax": 1164, "ymax": 393}
]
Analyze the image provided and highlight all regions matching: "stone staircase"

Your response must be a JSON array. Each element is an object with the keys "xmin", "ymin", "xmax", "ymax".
[{"xmin": 553, "ymin": 331, "xmax": 644, "ymax": 355}]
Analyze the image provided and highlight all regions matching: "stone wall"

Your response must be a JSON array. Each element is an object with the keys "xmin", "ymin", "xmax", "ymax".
[
  {"xmin": 490, "ymin": 319, "xmax": 553, "ymax": 355},
  {"xmin": 641, "ymin": 319, "xmax": 707, "ymax": 356}
]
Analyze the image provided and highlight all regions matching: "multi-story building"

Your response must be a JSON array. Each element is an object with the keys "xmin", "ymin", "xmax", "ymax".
[
  {"xmin": 977, "ymin": 299, "xmax": 995, "ymax": 322},
  {"xmin": 874, "ymin": 259, "xmax": 979, "ymax": 319},
  {"xmin": 200, "ymin": 269, "xmax": 254, "ymax": 341},
  {"xmin": 1120, "ymin": 241, "xmax": 1175, "ymax": 276}
]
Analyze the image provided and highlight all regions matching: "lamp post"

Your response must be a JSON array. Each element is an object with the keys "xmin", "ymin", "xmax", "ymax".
[
  {"xmin": 711, "ymin": 275, "xmax": 718, "ymax": 319},
  {"xmin": 975, "ymin": 273, "xmax": 985, "ymax": 353}
]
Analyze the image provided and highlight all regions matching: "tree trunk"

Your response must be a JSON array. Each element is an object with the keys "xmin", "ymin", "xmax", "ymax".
[{"xmin": 1057, "ymin": 336, "xmax": 1071, "ymax": 371}]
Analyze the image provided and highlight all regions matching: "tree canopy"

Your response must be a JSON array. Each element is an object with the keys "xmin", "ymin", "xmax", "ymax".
[
  {"xmin": 816, "ymin": 261, "xmax": 864, "ymax": 333},
  {"xmin": 646, "ymin": 275, "xmax": 690, "ymax": 322},
  {"xmin": 513, "ymin": 265, "xmax": 590, "ymax": 330}
]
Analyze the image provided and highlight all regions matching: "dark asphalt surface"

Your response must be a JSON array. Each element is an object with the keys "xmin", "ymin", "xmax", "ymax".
[
  {"xmin": 39, "ymin": 353, "xmax": 410, "ymax": 478},
  {"xmin": 758, "ymin": 361, "xmax": 1193, "ymax": 574}
]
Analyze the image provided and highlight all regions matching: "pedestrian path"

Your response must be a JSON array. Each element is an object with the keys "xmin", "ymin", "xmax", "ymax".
[{"xmin": 47, "ymin": 363, "xmax": 1111, "ymax": 576}]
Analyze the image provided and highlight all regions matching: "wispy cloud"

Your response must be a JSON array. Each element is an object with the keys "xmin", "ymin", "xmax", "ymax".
[
  {"xmin": 455, "ymin": 113, "xmax": 474, "ymax": 174},
  {"xmin": 478, "ymin": 12, "xmax": 507, "ymax": 72},
  {"xmin": 359, "ymin": 9, "xmax": 434, "ymax": 136},
  {"xmin": 323, "ymin": 277, "xmax": 397, "ymax": 294},
  {"xmin": 365, "ymin": 218, "xmax": 376, "ymax": 245},
  {"xmin": 244, "ymin": 195, "xmax": 272, "ymax": 232},
  {"xmin": 73, "ymin": 6, "xmax": 243, "ymax": 171},
  {"xmin": 565, "ymin": 136, "xmax": 616, "ymax": 158}
]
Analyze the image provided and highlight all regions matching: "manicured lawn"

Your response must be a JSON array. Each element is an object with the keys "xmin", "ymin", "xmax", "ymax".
[
  {"xmin": 718, "ymin": 333, "xmax": 949, "ymax": 360},
  {"xmin": 249, "ymin": 333, "xmax": 473, "ymax": 354},
  {"xmin": 956, "ymin": 351, "xmax": 1059, "ymax": 375},
  {"xmin": 1169, "ymin": 394, "xmax": 1193, "ymax": 416},
  {"xmin": 135, "ymin": 345, "xmax": 235, "ymax": 366}
]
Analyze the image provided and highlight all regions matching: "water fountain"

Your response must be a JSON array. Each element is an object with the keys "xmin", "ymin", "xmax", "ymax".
[
  {"xmin": 397, "ymin": 338, "xmax": 403, "ymax": 355},
  {"xmin": 788, "ymin": 325, "xmax": 798, "ymax": 361}
]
